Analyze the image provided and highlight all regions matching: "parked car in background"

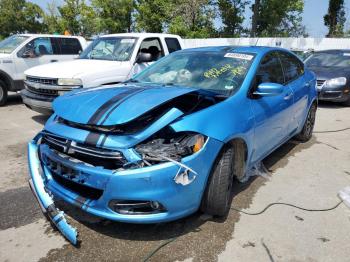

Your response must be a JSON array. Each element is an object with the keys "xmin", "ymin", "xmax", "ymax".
[
  {"xmin": 305, "ymin": 49, "xmax": 350, "ymax": 106},
  {"xmin": 291, "ymin": 48, "xmax": 314, "ymax": 61},
  {"xmin": 27, "ymin": 46, "xmax": 317, "ymax": 244},
  {"xmin": 0, "ymin": 34, "xmax": 87, "ymax": 105},
  {"xmin": 21, "ymin": 33, "xmax": 184, "ymax": 114}
]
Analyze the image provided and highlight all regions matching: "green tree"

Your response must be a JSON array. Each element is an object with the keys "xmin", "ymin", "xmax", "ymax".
[
  {"xmin": 218, "ymin": 0, "xmax": 248, "ymax": 37},
  {"xmin": 44, "ymin": 0, "xmax": 64, "ymax": 34},
  {"xmin": 0, "ymin": 0, "xmax": 45, "ymax": 38},
  {"xmin": 252, "ymin": 0, "xmax": 305, "ymax": 37},
  {"xmin": 92, "ymin": 0, "xmax": 135, "ymax": 33},
  {"xmin": 58, "ymin": 0, "xmax": 97, "ymax": 36},
  {"xmin": 135, "ymin": 0, "xmax": 174, "ymax": 32},
  {"xmin": 324, "ymin": 0, "xmax": 346, "ymax": 37},
  {"xmin": 168, "ymin": 0, "xmax": 217, "ymax": 38}
]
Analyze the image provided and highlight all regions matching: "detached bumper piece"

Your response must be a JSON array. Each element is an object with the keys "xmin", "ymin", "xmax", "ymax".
[{"xmin": 28, "ymin": 141, "xmax": 78, "ymax": 245}]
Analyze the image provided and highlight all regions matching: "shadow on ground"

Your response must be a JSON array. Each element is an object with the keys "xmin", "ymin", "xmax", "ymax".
[
  {"xmin": 4, "ymin": 93, "xmax": 22, "ymax": 106},
  {"xmin": 31, "ymin": 114, "xmax": 50, "ymax": 125},
  {"xmin": 41, "ymin": 138, "xmax": 316, "ymax": 262}
]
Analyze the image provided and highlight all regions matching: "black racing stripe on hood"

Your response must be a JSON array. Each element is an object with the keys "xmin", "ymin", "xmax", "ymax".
[
  {"xmin": 84, "ymin": 132, "xmax": 101, "ymax": 147},
  {"xmin": 99, "ymin": 88, "xmax": 146, "ymax": 125},
  {"xmin": 87, "ymin": 88, "xmax": 144, "ymax": 125}
]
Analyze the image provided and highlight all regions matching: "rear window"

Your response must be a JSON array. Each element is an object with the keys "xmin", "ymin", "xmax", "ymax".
[
  {"xmin": 53, "ymin": 38, "xmax": 82, "ymax": 55},
  {"xmin": 165, "ymin": 38, "xmax": 181, "ymax": 53},
  {"xmin": 278, "ymin": 52, "xmax": 304, "ymax": 83}
]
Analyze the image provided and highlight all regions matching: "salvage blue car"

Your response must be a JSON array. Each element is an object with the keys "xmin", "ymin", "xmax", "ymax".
[{"xmin": 27, "ymin": 46, "xmax": 317, "ymax": 244}]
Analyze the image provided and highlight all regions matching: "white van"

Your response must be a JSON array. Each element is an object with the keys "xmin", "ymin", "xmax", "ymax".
[
  {"xmin": 0, "ymin": 34, "xmax": 87, "ymax": 105},
  {"xmin": 21, "ymin": 33, "xmax": 183, "ymax": 114}
]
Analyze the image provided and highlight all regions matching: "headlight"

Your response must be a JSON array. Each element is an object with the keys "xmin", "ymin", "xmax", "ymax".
[
  {"xmin": 325, "ymin": 77, "xmax": 347, "ymax": 88},
  {"xmin": 57, "ymin": 78, "xmax": 82, "ymax": 86},
  {"xmin": 136, "ymin": 132, "xmax": 207, "ymax": 163}
]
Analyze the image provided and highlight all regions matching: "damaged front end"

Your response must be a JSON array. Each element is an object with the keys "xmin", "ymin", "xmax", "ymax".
[{"xmin": 27, "ymin": 86, "xmax": 225, "ymax": 243}]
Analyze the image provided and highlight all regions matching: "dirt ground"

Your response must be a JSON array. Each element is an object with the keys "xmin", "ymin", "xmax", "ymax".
[{"xmin": 0, "ymin": 93, "xmax": 349, "ymax": 262}]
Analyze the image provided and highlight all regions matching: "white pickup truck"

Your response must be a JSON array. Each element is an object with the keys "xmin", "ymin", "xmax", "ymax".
[
  {"xmin": 0, "ymin": 34, "xmax": 87, "ymax": 105},
  {"xmin": 21, "ymin": 33, "xmax": 184, "ymax": 114}
]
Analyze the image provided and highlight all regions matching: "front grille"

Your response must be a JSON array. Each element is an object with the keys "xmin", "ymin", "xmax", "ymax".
[
  {"xmin": 321, "ymin": 91, "xmax": 342, "ymax": 99},
  {"xmin": 51, "ymin": 171, "xmax": 103, "ymax": 200},
  {"xmin": 316, "ymin": 79, "xmax": 326, "ymax": 87},
  {"xmin": 27, "ymin": 76, "xmax": 58, "ymax": 86},
  {"xmin": 41, "ymin": 132, "xmax": 126, "ymax": 169},
  {"xmin": 26, "ymin": 84, "xmax": 58, "ymax": 96}
]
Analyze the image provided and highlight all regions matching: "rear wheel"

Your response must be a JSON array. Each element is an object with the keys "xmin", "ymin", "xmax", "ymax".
[
  {"xmin": 295, "ymin": 103, "xmax": 316, "ymax": 142},
  {"xmin": 0, "ymin": 80, "xmax": 7, "ymax": 106},
  {"xmin": 201, "ymin": 144, "xmax": 244, "ymax": 217}
]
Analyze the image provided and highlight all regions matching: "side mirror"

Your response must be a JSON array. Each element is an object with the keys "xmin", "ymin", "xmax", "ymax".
[
  {"xmin": 21, "ymin": 49, "xmax": 34, "ymax": 58},
  {"xmin": 136, "ymin": 52, "xmax": 152, "ymax": 64},
  {"xmin": 253, "ymin": 82, "xmax": 284, "ymax": 97}
]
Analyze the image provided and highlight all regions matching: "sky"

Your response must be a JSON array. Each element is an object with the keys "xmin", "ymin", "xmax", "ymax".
[{"xmin": 30, "ymin": 0, "xmax": 350, "ymax": 37}]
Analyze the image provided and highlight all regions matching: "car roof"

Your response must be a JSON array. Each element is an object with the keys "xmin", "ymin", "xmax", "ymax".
[
  {"xmin": 314, "ymin": 49, "xmax": 350, "ymax": 53},
  {"xmin": 181, "ymin": 45, "xmax": 287, "ymax": 55},
  {"xmin": 18, "ymin": 33, "xmax": 82, "ymax": 39},
  {"xmin": 99, "ymin": 33, "xmax": 181, "ymax": 38}
]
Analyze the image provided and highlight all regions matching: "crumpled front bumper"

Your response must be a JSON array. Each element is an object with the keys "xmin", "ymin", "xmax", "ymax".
[
  {"xmin": 28, "ymin": 133, "xmax": 222, "ymax": 228},
  {"xmin": 27, "ymin": 139, "xmax": 78, "ymax": 245}
]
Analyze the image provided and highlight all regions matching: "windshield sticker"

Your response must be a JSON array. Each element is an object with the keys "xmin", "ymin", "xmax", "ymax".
[
  {"xmin": 343, "ymin": 53, "xmax": 350, "ymax": 56},
  {"xmin": 204, "ymin": 64, "xmax": 246, "ymax": 79},
  {"xmin": 121, "ymin": 39, "xmax": 135, "ymax": 44},
  {"xmin": 224, "ymin": 53, "xmax": 253, "ymax": 60},
  {"xmin": 225, "ymin": 85, "xmax": 234, "ymax": 90}
]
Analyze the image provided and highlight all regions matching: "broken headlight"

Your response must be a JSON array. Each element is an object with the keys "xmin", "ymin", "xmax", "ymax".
[{"xmin": 136, "ymin": 132, "xmax": 207, "ymax": 163}]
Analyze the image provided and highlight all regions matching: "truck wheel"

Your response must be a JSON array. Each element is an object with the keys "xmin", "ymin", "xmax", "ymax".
[
  {"xmin": 201, "ymin": 146, "xmax": 236, "ymax": 217},
  {"xmin": 0, "ymin": 80, "xmax": 8, "ymax": 106},
  {"xmin": 295, "ymin": 103, "xmax": 316, "ymax": 142}
]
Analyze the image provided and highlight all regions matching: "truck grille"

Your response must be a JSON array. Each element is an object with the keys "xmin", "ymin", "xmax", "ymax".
[
  {"xmin": 26, "ymin": 84, "xmax": 58, "ymax": 96},
  {"xmin": 26, "ymin": 76, "xmax": 58, "ymax": 86},
  {"xmin": 316, "ymin": 79, "xmax": 326, "ymax": 87},
  {"xmin": 41, "ymin": 132, "xmax": 126, "ymax": 169}
]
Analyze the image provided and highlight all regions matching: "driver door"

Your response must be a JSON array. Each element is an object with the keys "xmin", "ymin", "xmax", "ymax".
[
  {"xmin": 250, "ymin": 52, "xmax": 294, "ymax": 162},
  {"xmin": 14, "ymin": 37, "xmax": 54, "ymax": 79}
]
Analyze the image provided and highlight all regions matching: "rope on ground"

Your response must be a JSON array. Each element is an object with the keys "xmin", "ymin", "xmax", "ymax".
[{"xmin": 314, "ymin": 127, "xmax": 350, "ymax": 133}]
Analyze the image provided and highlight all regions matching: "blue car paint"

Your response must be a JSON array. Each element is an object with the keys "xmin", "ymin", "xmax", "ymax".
[
  {"xmin": 28, "ymin": 139, "xmax": 78, "ymax": 245},
  {"xmin": 27, "ymin": 46, "xmax": 317, "ymax": 243}
]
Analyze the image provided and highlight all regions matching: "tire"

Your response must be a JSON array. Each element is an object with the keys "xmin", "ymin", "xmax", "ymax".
[
  {"xmin": 0, "ymin": 80, "xmax": 8, "ymax": 106},
  {"xmin": 343, "ymin": 96, "xmax": 350, "ymax": 107},
  {"xmin": 295, "ymin": 103, "xmax": 317, "ymax": 142},
  {"xmin": 200, "ymin": 146, "xmax": 235, "ymax": 217}
]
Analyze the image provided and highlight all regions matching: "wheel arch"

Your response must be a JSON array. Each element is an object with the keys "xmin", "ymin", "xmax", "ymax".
[{"xmin": 0, "ymin": 69, "xmax": 14, "ymax": 90}]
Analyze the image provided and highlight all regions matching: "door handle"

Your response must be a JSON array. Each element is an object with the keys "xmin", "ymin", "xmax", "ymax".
[
  {"xmin": 304, "ymin": 82, "xmax": 310, "ymax": 87},
  {"xmin": 50, "ymin": 60, "xmax": 58, "ymax": 63},
  {"xmin": 284, "ymin": 93, "xmax": 293, "ymax": 100}
]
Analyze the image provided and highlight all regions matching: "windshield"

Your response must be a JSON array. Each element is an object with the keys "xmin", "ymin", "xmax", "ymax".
[
  {"xmin": 79, "ymin": 37, "xmax": 137, "ymax": 61},
  {"xmin": 305, "ymin": 52, "xmax": 350, "ymax": 68},
  {"xmin": 133, "ymin": 51, "xmax": 255, "ymax": 96},
  {"xmin": 0, "ymin": 35, "xmax": 29, "ymax": 54}
]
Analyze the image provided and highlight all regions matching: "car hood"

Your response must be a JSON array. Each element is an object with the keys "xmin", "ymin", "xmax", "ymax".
[
  {"xmin": 25, "ymin": 59, "xmax": 126, "ymax": 79},
  {"xmin": 307, "ymin": 66, "xmax": 350, "ymax": 80},
  {"xmin": 53, "ymin": 84, "xmax": 199, "ymax": 126},
  {"xmin": 0, "ymin": 53, "xmax": 11, "ymax": 59}
]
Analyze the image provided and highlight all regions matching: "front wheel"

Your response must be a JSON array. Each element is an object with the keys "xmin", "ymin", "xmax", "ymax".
[
  {"xmin": 295, "ymin": 103, "xmax": 317, "ymax": 142},
  {"xmin": 201, "ymin": 146, "xmax": 235, "ymax": 217},
  {"xmin": 0, "ymin": 80, "xmax": 7, "ymax": 106}
]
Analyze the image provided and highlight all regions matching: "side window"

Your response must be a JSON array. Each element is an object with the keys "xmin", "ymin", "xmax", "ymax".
[
  {"xmin": 138, "ymin": 38, "xmax": 164, "ymax": 62},
  {"xmin": 279, "ymin": 52, "xmax": 304, "ymax": 83},
  {"xmin": 56, "ymin": 38, "xmax": 82, "ymax": 55},
  {"xmin": 165, "ymin": 38, "xmax": 181, "ymax": 53},
  {"xmin": 255, "ymin": 52, "xmax": 284, "ymax": 88},
  {"xmin": 18, "ymin": 37, "xmax": 53, "ymax": 57}
]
